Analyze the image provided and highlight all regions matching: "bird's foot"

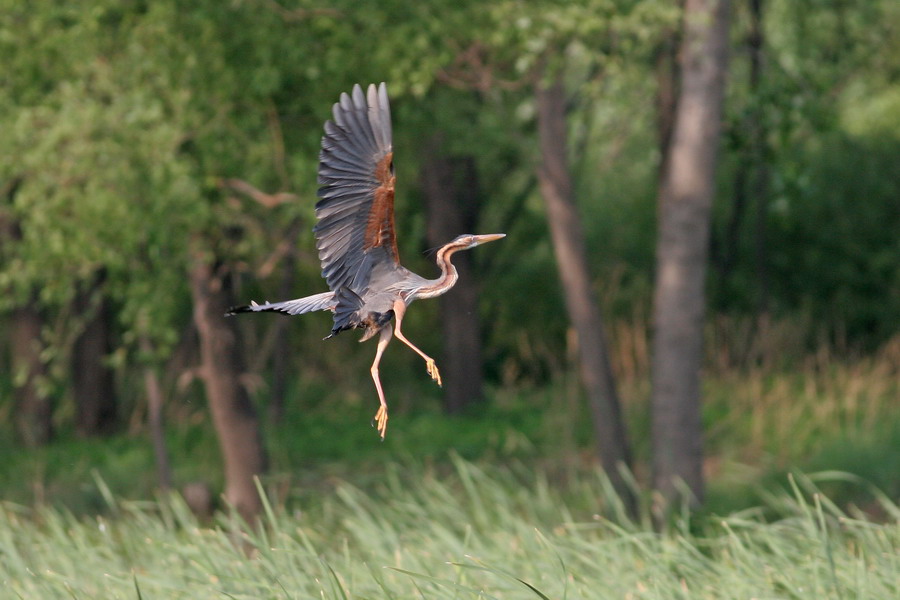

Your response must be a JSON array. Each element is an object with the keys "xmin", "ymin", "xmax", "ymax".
[
  {"xmin": 426, "ymin": 359, "xmax": 442, "ymax": 387},
  {"xmin": 372, "ymin": 404, "xmax": 388, "ymax": 440}
]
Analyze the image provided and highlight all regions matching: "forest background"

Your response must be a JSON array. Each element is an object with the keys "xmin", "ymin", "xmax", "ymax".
[{"xmin": 0, "ymin": 1, "xmax": 898, "ymax": 596}]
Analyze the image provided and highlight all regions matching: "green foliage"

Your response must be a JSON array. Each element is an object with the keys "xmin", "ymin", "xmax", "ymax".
[
  {"xmin": 767, "ymin": 135, "xmax": 900, "ymax": 343},
  {"xmin": 713, "ymin": 0, "xmax": 900, "ymax": 346},
  {"xmin": 1, "ymin": 0, "xmax": 891, "ymax": 373}
]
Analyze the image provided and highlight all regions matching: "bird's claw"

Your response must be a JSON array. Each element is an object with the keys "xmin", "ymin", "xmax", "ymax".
[
  {"xmin": 426, "ymin": 359, "xmax": 442, "ymax": 387},
  {"xmin": 373, "ymin": 405, "xmax": 388, "ymax": 440}
]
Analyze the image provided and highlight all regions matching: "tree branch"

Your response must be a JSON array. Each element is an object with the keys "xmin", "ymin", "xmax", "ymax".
[{"xmin": 217, "ymin": 177, "xmax": 297, "ymax": 208}]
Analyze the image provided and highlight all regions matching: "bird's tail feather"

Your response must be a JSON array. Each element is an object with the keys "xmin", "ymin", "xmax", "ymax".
[
  {"xmin": 325, "ymin": 287, "xmax": 364, "ymax": 338},
  {"xmin": 226, "ymin": 291, "xmax": 335, "ymax": 317}
]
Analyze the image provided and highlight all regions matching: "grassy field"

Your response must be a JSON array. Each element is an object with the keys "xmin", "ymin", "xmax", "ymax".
[
  {"xmin": 0, "ymin": 342, "xmax": 898, "ymax": 598},
  {"xmin": 1, "ymin": 459, "xmax": 898, "ymax": 599}
]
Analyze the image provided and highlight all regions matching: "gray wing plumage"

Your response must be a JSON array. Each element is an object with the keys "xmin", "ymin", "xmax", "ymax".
[
  {"xmin": 314, "ymin": 83, "xmax": 399, "ymax": 296},
  {"xmin": 228, "ymin": 84, "xmax": 404, "ymax": 336}
]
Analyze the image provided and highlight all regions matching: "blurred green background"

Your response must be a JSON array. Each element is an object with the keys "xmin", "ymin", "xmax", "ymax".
[{"xmin": 0, "ymin": 0, "xmax": 898, "ymax": 515}]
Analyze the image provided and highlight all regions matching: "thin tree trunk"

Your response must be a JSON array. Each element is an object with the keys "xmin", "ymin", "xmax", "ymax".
[
  {"xmin": 3, "ymin": 178, "xmax": 53, "ymax": 446},
  {"xmin": 748, "ymin": 0, "xmax": 771, "ymax": 316},
  {"xmin": 72, "ymin": 271, "xmax": 118, "ymax": 437},
  {"xmin": 716, "ymin": 0, "xmax": 768, "ymax": 301},
  {"xmin": 422, "ymin": 138, "xmax": 484, "ymax": 414},
  {"xmin": 535, "ymin": 75, "xmax": 634, "ymax": 508},
  {"xmin": 651, "ymin": 0, "xmax": 730, "ymax": 512},
  {"xmin": 141, "ymin": 337, "xmax": 172, "ymax": 490},
  {"xmin": 268, "ymin": 218, "xmax": 302, "ymax": 422},
  {"xmin": 655, "ymin": 23, "xmax": 681, "ymax": 185},
  {"xmin": 718, "ymin": 154, "xmax": 748, "ymax": 281},
  {"xmin": 189, "ymin": 251, "xmax": 267, "ymax": 523},
  {"xmin": 11, "ymin": 304, "xmax": 53, "ymax": 447}
]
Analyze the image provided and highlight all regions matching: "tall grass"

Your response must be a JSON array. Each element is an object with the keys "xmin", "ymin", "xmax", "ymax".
[
  {"xmin": 1, "ymin": 458, "xmax": 897, "ymax": 599},
  {"xmin": 699, "ymin": 334, "xmax": 900, "ymax": 508}
]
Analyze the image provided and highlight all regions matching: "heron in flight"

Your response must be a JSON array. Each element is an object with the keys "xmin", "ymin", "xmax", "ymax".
[{"xmin": 229, "ymin": 83, "xmax": 505, "ymax": 439}]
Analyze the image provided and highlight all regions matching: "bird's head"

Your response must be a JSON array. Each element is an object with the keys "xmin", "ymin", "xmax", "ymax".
[{"xmin": 449, "ymin": 233, "xmax": 506, "ymax": 250}]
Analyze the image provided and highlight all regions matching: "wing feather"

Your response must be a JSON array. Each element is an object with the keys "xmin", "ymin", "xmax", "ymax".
[
  {"xmin": 314, "ymin": 82, "xmax": 400, "ymax": 295},
  {"xmin": 227, "ymin": 291, "xmax": 335, "ymax": 316}
]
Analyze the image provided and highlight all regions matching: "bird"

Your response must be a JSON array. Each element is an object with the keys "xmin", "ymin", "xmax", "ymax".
[{"xmin": 228, "ymin": 83, "xmax": 505, "ymax": 439}]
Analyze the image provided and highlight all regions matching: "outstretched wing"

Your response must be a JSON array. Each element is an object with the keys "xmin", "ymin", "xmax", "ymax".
[{"xmin": 314, "ymin": 83, "xmax": 399, "ymax": 295}]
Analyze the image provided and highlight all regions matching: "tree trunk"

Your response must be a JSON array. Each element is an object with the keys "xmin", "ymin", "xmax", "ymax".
[
  {"xmin": 655, "ymin": 22, "xmax": 681, "ymax": 185},
  {"xmin": 189, "ymin": 252, "xmax": 267, "ymax": 523},
  {"xmin": 715, "ymin": 0, "xmax": 768, "ymax": 309},
  {"xmin": 72, "ymin": 271, "xmax": 118, "ymax": 437},
  {"xmin": 422, "ymin": 138, "xmax": 484, "ymax": 414},
  {"xmin": 748, "ymin": 0, "xmax": 771, "ymax": 316},
  {"xmin": 535, "ymin": 75, "xmax": 634, "ymax": 507},
  {"xmin": 269, "ymin": 219, "xmax": 301, "ymax": 422},
  {"xmin": 10, "ymin": 304, "xmax": 53, "ymax": 447},
  {"xmin": 141, "ymin": 337, "xmax": 172, "ymax": 490},
  {"xmin": 3, "ymin": 178, "xmax": 53, "ymax": 446},
  {"xmin": 650, "ymin": 0, "xmax": 730, "ymax": 512}
]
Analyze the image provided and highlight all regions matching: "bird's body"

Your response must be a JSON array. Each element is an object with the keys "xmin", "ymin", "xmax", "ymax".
[{"xmin": 230, "ymin": 83, "xmax": 504, "ymax": 438}]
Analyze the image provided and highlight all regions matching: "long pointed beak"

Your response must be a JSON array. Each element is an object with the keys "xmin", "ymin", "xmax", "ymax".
[{"xmin": 471, "ymin": 233, "xmax": 506, "ymax": 246}]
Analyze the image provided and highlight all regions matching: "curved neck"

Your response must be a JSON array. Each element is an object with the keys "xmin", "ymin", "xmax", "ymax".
[{"xmin": 415, "ymin": 244, "xmax": 460, "ymax": 299}]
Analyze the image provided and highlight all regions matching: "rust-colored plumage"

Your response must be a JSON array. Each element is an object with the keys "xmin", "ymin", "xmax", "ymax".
[
  {"xmin": 228, "ymin": 83, "xmax": 505, "ymax": 439},
  {"xmin": 364, "ymin": 152, "xmax": 399, "ymax": 259}
]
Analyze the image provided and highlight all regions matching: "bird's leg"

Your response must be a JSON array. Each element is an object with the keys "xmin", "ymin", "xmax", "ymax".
[
  {"xmin": 392, "ymin": 300, "xmax": 442, "ymax": 387},
  {"xmin": 370, "ymin": 323, "xmax": 393, "ymax": 440}
]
